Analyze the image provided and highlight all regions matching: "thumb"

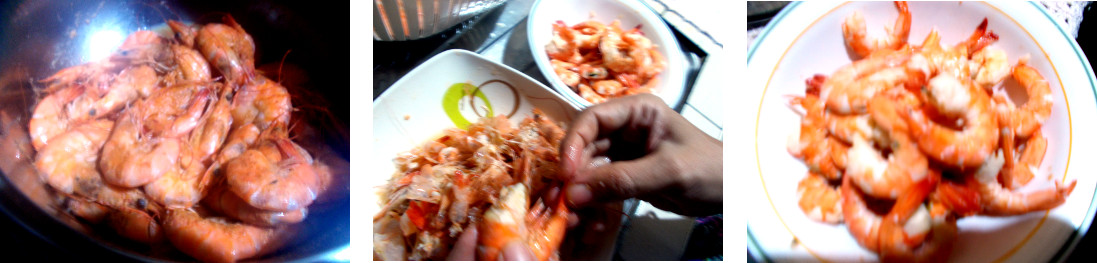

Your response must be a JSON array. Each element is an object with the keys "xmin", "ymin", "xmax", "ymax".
[
  {"xmin": 565, "ymin": 153, "xmax": 681, "ymax": 207},
  {"xmin": 502, "ymin": 241, "xmax": 535, "ymax": 261}
]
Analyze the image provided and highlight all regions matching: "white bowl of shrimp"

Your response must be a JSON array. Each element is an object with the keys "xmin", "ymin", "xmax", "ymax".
[
  {"xmin": 747, "ymin": 1, "xmax": 1097, "ymax": 263},
  {"xmin": 372, "ymin": 49, "xmax": 625, "ymax": 260},
  {"xmin": 526, "ymin": 0, "xmax": 688, "ymax": 109}
]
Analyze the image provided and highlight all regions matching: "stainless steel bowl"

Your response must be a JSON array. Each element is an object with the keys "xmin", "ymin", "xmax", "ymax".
[
  {"xmin": 0, "ymin": 0, "xmax": 349, "ymax": 261},
  {"xmin": 373, "ymin": 0, "xmax": 509, "ymax": 41}
]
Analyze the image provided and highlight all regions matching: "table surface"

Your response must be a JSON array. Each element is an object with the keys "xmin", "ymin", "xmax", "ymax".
[
  {"xmin": 373, "ymin": 0, "xmax": 725, "ymax": 260},
  {"xmin": 747, "ymin": 2, "xmax": 1097, "ymax": 263}
]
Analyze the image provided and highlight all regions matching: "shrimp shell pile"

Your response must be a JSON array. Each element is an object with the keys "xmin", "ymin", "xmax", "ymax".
[
  {"xmin": 787, "ymin": 2, "xmax": 1076, "ymax": 261},
  {"xmin": 546, "ymin": 19, "xmax": 665, "ymax": 104},
  {"xmin": 374, "ymin": 111, "xmax": 570, "ymax": 260},
  {"xmin": 27, "ymin": 16, "xmax": 339, "ymax": 263}
]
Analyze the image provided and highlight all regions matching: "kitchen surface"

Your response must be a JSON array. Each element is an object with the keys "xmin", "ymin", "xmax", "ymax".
[{"xmin": 373, "ymin": 0, "xmax": 725, "ymax": 260}]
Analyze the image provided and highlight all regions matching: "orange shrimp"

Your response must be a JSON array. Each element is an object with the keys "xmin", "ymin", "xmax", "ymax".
[
  {"xmin": 195, "ymin": 16, "xmax": 256, "ymax": 85},
  {"xmin": 876, "ymin": 172, "xmax": 957, "ymax": 263},
  {"xmin": 842, "ymin": 1, "xmax": 911, "ymax": 58},
  {"xmin": 216, "ymin": 123, "xmax": 261, "ymax": 166},
  {"xmin": 107, "ymin": 206, "xmax": 166, "ymax": 244},
  {"xmin": 969, "ymin": 152, "xmax": 1075, "ymax": 216},
  {"xmin": 1003, "ymin": 60, "xmax": 1053, "ymax": 139},
  {"xmin": 819, "ymin": 48, "xmax": 912, "ymax": 114},
  {"xmin": 591, "ymin": 79, "xmax": 625, "ymax": 97},
  {"xmin": 224, "ymin": 129, "xmax": 321, "ymax": 211},
  {"xmin": 143, "ymin": 149, "xmax": 209, "ymax": 208},
  {"xmin": 577, "ymin": 83, "xmax": 607, "ymax": 104},
  {"xmin": 171, "ymin": 44, "xmax": 213, "ymax": 82},
  {"xmin": 546, "ymin": 21, "xmax": 582, "ymax": 64},
  {"xmin": 34, "ymin": 119, "xmax": 114, "ymax": 195},
  {"xmin": 90, "ymin": 65, "xmax": 158, "ymax": 119},
  {"xmin": 478, "ymin": 184, "xmax": 569, "ymax": 261},
  {"xmin": 190, "ymin": 85, "xmax": 234, "ymax": 162},
  {"xmin": 841, "ymin": 175, "xmax": 884, "ymax": 253},
  {"xmin": 1001, "ymin": 131, "xmax": 1047, "ymax": 189},
  {"xmin": 570, "ymin": 21, "xmax": 606, "ymax": 50},
  {"xmin": 797, "ymin": 172, "xmax": 843, "ymax": 224},
  {"xmin": 98, "ymin": 110, "xmax": 183, "ymax": 188},
  {"xmin": 904, "ymin": 74, "xmax": 998, "ymax": 170},
  {"xmin": 231, "ymin": 76, "xmax": 292, "ymax": 130},
  {"xmin": 600, "ymin": 21, "xmax": 645, "ymax": 74},
  {"xmin": 28, "ymin": 85, "xmax": 86, "ymax": 151},
  {"xmin": 168, "ymin": 20, "xmax": 198, "ymax": 47},
  {"xmin": 788, "ymin": 95, "xmax": 844, "ymax": 180},
  {"xmin": 143, "ymin": 83, "xmax": 213, "ymax": 137},
  {"xmin": 203, "ymin": 186, "xmax": 307, "ymax": 227},
  {"xmin": 163, "ymin": 209, "xmax": 280, "ymax": 263},
  {"xmin": 551, "ymin": 59, "xmax": 580, "ymax": 88}
]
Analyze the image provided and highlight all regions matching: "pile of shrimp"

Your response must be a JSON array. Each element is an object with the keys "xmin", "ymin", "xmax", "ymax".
[
  {"xmin": 787, "ymin": 2, "xmax": 1076, "ymax": 261},
  {"xmin": 546, "ymin": 19, "xmax": 665, "ymax": 104},
  {"xmin": 373, "ymin": 111, "xmax": 570, "ymax": 260},
  {"xmin": 27, "ymin": 15, "xmax": 342, "ymax": 263}
]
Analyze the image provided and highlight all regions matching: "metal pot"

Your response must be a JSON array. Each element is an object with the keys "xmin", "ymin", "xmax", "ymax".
[{"xmin": 0, "ymin": 0, "xmax": 349, "ymax": 261}]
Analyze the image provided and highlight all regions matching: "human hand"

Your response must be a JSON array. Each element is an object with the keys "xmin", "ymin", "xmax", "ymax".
[
  {"xmin": 559, "ymin": 94, "xmax": 722, "ymax": 216},
  {"xmin": 446, "ymin": 225, "xmax": 536, "ymax": 261}
]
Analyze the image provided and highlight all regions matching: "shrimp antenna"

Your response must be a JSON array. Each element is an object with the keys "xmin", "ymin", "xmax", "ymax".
[{"xmin": 277, "ymin": 49, "xmax": 292, "ymax": 84}]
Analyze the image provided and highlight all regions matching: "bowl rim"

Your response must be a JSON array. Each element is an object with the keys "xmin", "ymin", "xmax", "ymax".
[{"xmin": 525, "ymin": 0, "xmax": 687, "ymax": 110}]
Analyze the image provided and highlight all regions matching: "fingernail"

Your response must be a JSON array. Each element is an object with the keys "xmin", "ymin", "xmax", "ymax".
[
  {"xmin": 503, "ymin": 241, "xmax": 534, "ymax": 261},
  {"xmin": 566, "ymin": 183, "xmax": 593, "ymax": 207}
]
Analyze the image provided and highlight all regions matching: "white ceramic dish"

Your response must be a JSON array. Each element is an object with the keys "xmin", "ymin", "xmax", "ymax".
[
  {"xmin": 371, "ymin": 49, "xmax": 621, "ymax": 260},
  {"xmin": 747, "ymin": 2, "xmax": 1097, "ymax": 262},
  {"xmin": 526, "ymin": 0, "xmax": 687, "ymax": 109}
]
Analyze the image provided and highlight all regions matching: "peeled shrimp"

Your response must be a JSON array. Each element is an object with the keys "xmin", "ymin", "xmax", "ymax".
[
  {"xmin": 970, "ymin": 152, "xmax": 1076, "ymax": 216},
  {"xmin": 875, "ymin": 172, "xmax": 957, "ymax": 262},
  {"xmin": 546, "ymin": 22, "xmax": 582, "ymax": 64},
  {"xmin": 841, "ymin": 175, "xmax": 884, "ymax": 253},
  {"xmin": 1003, "ymin": 60, "xmax": 1053, "ymax": 139},
  {"xmin": 842, "ymin": 1, "xmax": 911, "ymax": 58},
  {"xmin": 904, "ymin": 74, "xmax": 998, "ymax": 170},
  {"xmin": 820, "ymin": 48, "xmax": 912, "ymax": 114},
  {"xmin": 551, "ymin": 59, "xmax": 580, "ymax": 88},
  {"xmin": 788, "ymin": 95, "xmax": 845, "ymax": 180},
  {"xmin": 577, "ymin": 83, "xmax": 607, "ymax": 104},
  {"xmin": 1001, "ymin": 131, "xmax": 1047, "ymax": 189},
  {"xmin": 571, "ymin": 21, "xmax": 606, "ymax": 50},
  {"xmin": 225, "ymin": 131, "xmax": 321, "ymax": 211},
  {"xmin": 163, "ymin": 209, "xmax": 279, "ymax": 263},
  {"xmin": 34, "ymin": 120, "xmax": 114, "ymax": 195},
  {"xmin": 971, "ymin": 47, "xmax": 1009, "ymax": 89},
  {"xmin": 591, "ymin": 79, "xmax": 625, "ymax": 96},
  {"xmin": 797, "ymin": 173, "xmax": 843, "ymax": 224}
]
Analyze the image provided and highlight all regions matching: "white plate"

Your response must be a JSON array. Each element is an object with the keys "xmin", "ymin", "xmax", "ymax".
[
  {"xmin": 371, "ymin": 49, "xmax": 621, "ymax": 260},
  {"xmin": 747, "ymin": 2, "xmax": 1097, "ymax": 262},
  {"xmin": 526, "ymin": 0, "xmax": 687, "ymax": 109}
]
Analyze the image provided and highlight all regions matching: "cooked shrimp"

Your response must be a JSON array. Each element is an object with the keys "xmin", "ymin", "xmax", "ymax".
[
  {"xmin": 478, "ymin": 184, "xmax": 568, "ymax": 261},
  {"xmin": 216, "ymin": 123, "xmax": 261, "ymax": 165},
  {"xmin": 225, "ymin": 132, "xmax": 321, "ymax": 211},
  {"xmin": 34, "ymin": 120, "xmax": 114, "ymax": 195},
  {"xmin": 1001, "ymin": 131, "xmax": 1047, "ymax": 189},
  {"xmin": 571, "ymin": 21, "xmax": 606, "ymax": 50},
  {"xmin": 29, "ymin": 85, "xmax": 85, "ymax": 151},
  {"xmin": 143, "ymin": 149, "xmax": 209, "ymax": 208},
  {"xmin": 842, "ymin": 1, "xmax": 911, "ymax": 58},
  {"xmin": 190, "ymin": 85, "xmax": 234, "ymax": 161},
  {"xmin": 168, "ymin": 20, "xmax": 198, "ymax": 47},
  {"xmin": 591, "ymin": 79, "xmax": 625, "ymax": 96},
  {"xmin": 577, "ymin": 83, "xmax": 607, "ymax": 104},
  {"xmin": 99, "ymin": 110, "xmax": 183, "ymax": 188},
  {"xmin": 551, "ymin": 59, "xmax": 580, "ymax": 88},
  {"xmin": 841, "ymin": 175, "xmax": 884, "ymax": 253},
  {"xmin": 90, "ymin": 65, "xmax": 158, "ymax": 119},
  {"xmin": 600, "ymin": 21, "xmax": 639, "ymax": 73},
  {"xmin": 904, "ymin": 74, "xmax": 999, "ymax": 170},
  {"xmin": 797, "ymin": 173, "xmax": 843, "ymax": 224},
  {"xmin": 970, "ymin": 152, "xmax": 1075, "ymax": 216},
  {"xmin": 163, "ymin": 209, "xmax": 279, "ymax": 263},
  {"xmin": 231, "ymin": 76, "xmax": 292, "ymax": 130},
  {"xmin": 546, "ymin": 21, "xmax": 582, "ymax": 64},
  {"xmin": 172, "ymin": 44, "xmax": 213, "ymax": 82},
  {"xmin": 1003, "ymin": 60, "xmax": 1053, "ymax": 139},
  {"xmin": 819, "ymin": 48, "xmax": 912, "ymax": 114},
  {"xmin": 107, "ymin": 206, "xmax": 166, "ymax": 244},
  {"xmin": 875, "ymin": 172, "xmax": 957, "ymax": 262},
  {"xmin": 578, "ymin": 64, "xmax": 609, "ymax": 80},
  {"xmin": 971, "ymin": 46, "xmax": 1009, "ymax": 89},
  {"xmin": 195, "ymin": 16, "xmax": 256, "ymax": 85},
  {"xmin": 825, "ymin": 112, "xmax": 873, "ymax": 144},
  {"xmin": 203, "ymin": 186, "xmax": 307, "ymax": 227},
  {"xmin": 788, "ymin": 95, "xmax": 844, "ymax": 180}
]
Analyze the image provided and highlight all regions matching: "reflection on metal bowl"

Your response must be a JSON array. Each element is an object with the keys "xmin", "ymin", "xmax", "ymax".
[{"xmin": 0, "ymin": 0, "xmax": 349, "ymax": 261}]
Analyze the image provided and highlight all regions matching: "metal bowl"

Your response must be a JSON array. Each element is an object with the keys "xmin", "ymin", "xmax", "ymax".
[
  {"xmin": 373, "ymin": 0, "xmax": 509, "ymax": 41},
  {"xmin": 0, "ymin": 0, "xmax": 349, "ymax": 261}
]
